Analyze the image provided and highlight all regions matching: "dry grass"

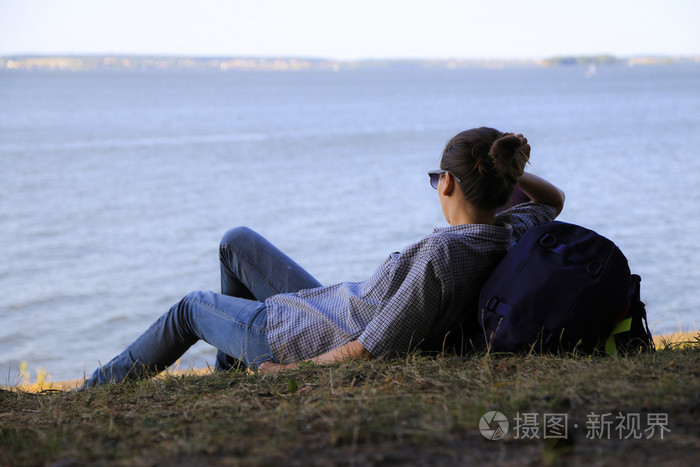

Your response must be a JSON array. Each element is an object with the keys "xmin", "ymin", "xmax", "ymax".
[
  {"xmin": 1, "ymin": 332, "xmax": 699, "ymax": 466},
  {"xmin": 10, "ymin": 332, "xmax": 696, "ymax": 394},
  {"xmin": 654, "ymin": 330, "xmax": 699, "ymax": 349}
]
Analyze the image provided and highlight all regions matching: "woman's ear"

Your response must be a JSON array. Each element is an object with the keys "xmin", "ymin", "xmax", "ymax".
[{"xmin": 440, "ymin": 172, "xmax": 455, "ymax": 196}]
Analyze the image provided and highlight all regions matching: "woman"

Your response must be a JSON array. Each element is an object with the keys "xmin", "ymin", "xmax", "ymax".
[{"xmin": 83, "ymin": 127, "xmax": 564, "ymax": 386}]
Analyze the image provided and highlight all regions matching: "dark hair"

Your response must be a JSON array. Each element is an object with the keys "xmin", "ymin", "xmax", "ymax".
[{"xmin": 440, "ymin": 127, "xmax": 529, "ymax": 209}]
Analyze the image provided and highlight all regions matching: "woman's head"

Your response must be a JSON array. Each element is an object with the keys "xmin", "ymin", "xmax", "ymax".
[{"xmin": 439, "ymin": 127, "xmax": 529, "ymax": 209}]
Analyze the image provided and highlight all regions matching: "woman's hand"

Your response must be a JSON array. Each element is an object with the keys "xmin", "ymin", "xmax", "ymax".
[
  {"xmin": 257, "ymin": 341, "xmax": 372, "ymax": 375},
  {"xmin": 515, "ymin": 134, "xmax": 531, "ymax": 161}
]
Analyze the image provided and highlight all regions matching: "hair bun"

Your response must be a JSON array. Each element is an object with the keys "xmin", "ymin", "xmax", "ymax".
[{"xmin": 489, "ymin": 134, "xmax": 529, "ymax": 181}]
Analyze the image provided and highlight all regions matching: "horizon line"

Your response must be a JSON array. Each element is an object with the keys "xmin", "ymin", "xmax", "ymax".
[
  {"xmin": 2, "ymin": 52, "xmax": 699, "ymax": 62},
  {"xmin": 3, "ymin": 54, "xmax": 697, "ymax": 72}
]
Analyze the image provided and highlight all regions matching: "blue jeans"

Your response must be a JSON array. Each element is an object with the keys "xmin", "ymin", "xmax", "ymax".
[{"xmin": 84, "ymin": 226, "xmax": 322, "ymax": 386}]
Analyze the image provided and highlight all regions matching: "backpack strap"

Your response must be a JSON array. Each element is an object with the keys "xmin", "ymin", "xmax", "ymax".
[{"xmin": 632, "ymin": 275, "xmax": 655, "ymax": 352}]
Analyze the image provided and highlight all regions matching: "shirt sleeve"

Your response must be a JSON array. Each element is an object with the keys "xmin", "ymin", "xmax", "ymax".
[
  {"xmin": 496, "ymin": 202, "xmax": 558, "ymax": 241},
  {"xmin": 357, "ymin": 254, "xmax": 444, "ymax": 358}
]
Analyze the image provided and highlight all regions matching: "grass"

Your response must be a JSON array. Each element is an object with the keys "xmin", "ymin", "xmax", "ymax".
[{"xmin": 1, "ymin": 333, "xmax": 699, "ymax": 466}]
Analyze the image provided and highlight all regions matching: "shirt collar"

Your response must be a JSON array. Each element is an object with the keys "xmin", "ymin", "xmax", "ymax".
[{"xmin": 433, "ymin": 221, "xmax": 513, "ymax": 241}]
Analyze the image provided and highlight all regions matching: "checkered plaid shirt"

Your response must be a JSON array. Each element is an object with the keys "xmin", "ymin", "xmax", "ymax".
[{"xmin": 265, "ymin": 202, "xmax": 557, "ymax": 363}]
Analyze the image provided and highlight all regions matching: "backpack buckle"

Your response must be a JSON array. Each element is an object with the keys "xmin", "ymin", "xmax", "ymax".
[
  {"xmin": 540, "ymin": 234, "xmax": 557, "ymax": 248},
  {"xmin": 587, "ymin": 261, "xmax": 602, "ymax": 276},
  {"xmin": 486, "ymin": 296, "xmax": 500, "ymax": 312}
]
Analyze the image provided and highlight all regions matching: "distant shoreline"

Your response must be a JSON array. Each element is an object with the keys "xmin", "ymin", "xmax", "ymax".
[{"xmin": 2, "ymin": 54, "xmax": 698, "ymax": 72}]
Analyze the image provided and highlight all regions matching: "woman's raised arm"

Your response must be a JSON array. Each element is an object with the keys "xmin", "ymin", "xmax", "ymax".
[{"xmin": 516, "ymin": 172, "xmax": 565, "ymax": 215}]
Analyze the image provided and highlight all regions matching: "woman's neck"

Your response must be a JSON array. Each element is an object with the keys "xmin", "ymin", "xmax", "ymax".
[
  {"xmin": 445, "ymin": 202, "xmax": 495, "ymax": 226},
  {"xmin": 449, "ymin": 211, "xmax": 495, "ymax": 226}
]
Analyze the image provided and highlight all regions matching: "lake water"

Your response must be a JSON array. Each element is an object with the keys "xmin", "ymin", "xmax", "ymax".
[{"xmin": 1, "ymin": 64, "xmax": 699, "ymax": 385}]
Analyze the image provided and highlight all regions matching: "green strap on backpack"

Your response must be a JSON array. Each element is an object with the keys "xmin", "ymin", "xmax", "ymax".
[{"xmin": 605, "ymin": 318, "xmax": 632, "ymax": 356}]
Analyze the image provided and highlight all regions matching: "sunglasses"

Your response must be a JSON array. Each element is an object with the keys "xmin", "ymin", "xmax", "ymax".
[{"xmin": 428, "ymin": 170, "xmax": 462, "ymax": 189}]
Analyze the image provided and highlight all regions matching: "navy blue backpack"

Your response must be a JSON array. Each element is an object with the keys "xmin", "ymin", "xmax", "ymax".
[{"xmin": 471, "ymin": 221, "xmax": 654, "ymax": 355}]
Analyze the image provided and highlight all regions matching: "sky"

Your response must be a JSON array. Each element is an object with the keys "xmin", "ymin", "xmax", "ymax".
[{"xmin": 1, "ymin": 0, "xmax": 698, "ymax": 60}]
